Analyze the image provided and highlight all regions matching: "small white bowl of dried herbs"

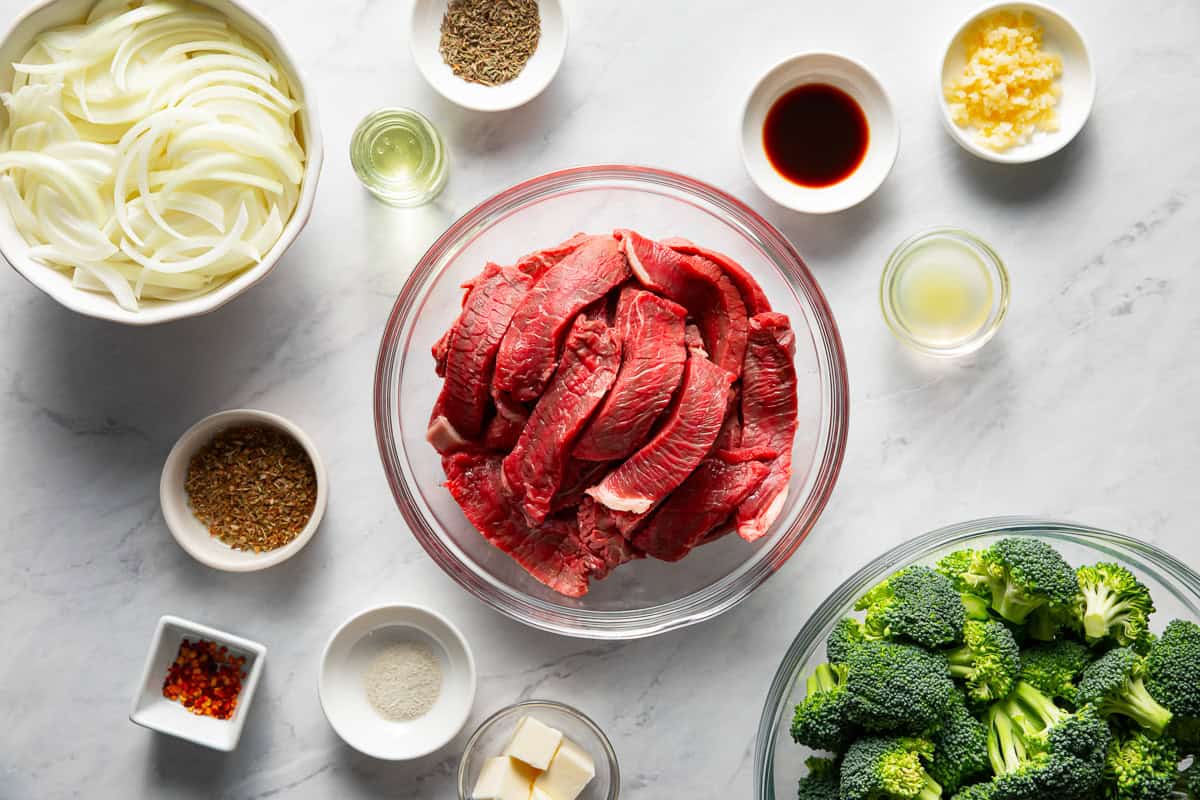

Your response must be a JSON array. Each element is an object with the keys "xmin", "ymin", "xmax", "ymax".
[
  {"xmin": 160, "ymin": 409, "xmax": 328, "ymax": 572},
  {"xmin": 410, "ymin": 0, "xmax": 567, "ymax": 112}
]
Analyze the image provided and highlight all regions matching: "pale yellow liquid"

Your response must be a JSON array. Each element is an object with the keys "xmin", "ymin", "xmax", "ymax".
[{"xmin": 891, "ymin": 239, "xmax": 994, "ymax": 348}]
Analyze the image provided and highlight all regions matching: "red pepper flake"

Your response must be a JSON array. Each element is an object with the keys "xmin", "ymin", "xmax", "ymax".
[{"xmin": 162, "ymin": 638, "xmax": 247, "ymax": 720}]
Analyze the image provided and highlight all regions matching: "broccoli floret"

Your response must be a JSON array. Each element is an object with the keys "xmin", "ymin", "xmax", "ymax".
[
  {"xmin": 797, "ymin": 755, "xmax": 840, "ymax": 800},
  {"xmin": 1101, "ymin": 730, "xmax": 1178, "ymax": 800},
  {"xmin": 1026, "ymin": 602, "xmax": 1076, "ymax": 642},
  {"xmin": 945, "ymin": 620, "xmax": 1022, "ymax": 707},
  {"xmin": 929, "ymin": 697, "xmax": 991, "ymax": 794},
  {"xmin": 950, "ymin": 783, "xmax": 996, "ymax": 800},
  {"xmin": 1179, "ymin": 762, "xmax": 1200, "ymax": 799},
  {"xmin": 936, "ymin": 550, "xmax": 994, "ymax": 621},
  {"xmin": 1074, "ymin": 563, "xmax": 1155, "ymax": 647},
  {"xmin": 1145, "ymin": 619, "xmax": 1200, "ymax": 718},
  {"xmin": 960, "ymin": 538, "xmax": 1080, "ymax": 625},
  {"xmin": 791, "ymin": 662, "xmax": 859, "ymax": 753},
  {"xmin": 1078, "ymin": 647, "xmax": 1173, "ymax": 735},
  {"xmin": 828, "ymin": 617, "xmax": 883, "ymax": 663},
  {"xmin": 843, "ymin": 640, "xmax": 958, "ymax": 733},
  {"xmin": 855, "ymin": 566, "xmax": 967, "ymax": 649},
  {"xmin": 1019, "ymin": 639, "xmax": 1093, "ymax": 706},
  {"xmin": 840, "ymin": 736, "xmax": 942, "ymax": 800},
  {"xmin": 985, "ymin": 685, "xmax": 1111, "ymax": 799}
]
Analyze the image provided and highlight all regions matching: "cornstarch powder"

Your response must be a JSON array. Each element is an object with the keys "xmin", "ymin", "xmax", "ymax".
[{"xmin": 363, "ymin": 641, "xmax": 443, "ymax": 721}]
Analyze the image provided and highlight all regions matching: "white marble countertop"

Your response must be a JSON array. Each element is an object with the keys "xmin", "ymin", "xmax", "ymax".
[{"xmin": 3, "ymin": 0, "xmax": 1200, "ymax": 796}]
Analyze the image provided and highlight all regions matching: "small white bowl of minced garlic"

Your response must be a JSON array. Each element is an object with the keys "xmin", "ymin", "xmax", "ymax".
[
  {"xmin": 939, "ymin": 2, "xmax": 1094, "ymax": 164},
  {"xmin": 160, "ymin": 409, "xmax": 327, "ymax": 572}
]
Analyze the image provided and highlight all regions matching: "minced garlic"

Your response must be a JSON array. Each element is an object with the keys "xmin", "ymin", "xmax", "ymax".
[{"xmin": 944, "ymin": 11, "xmax": 1063, "ymax": 152}]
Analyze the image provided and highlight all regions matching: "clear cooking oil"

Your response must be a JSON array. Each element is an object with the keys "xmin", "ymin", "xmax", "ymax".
[
  {"xmin": 350, "ymin": 108, "xmax": 447, "ymax": 207},
  {"xmin": 881, "ymin": 228, "xmax": 1009, "ymax": 356}
]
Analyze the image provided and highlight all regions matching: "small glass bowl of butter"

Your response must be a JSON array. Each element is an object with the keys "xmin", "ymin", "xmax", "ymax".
[
  {"xmin": 458, "ymin": 700, "xmax": 619, "ymax": 800},
  {"xmin": 880, "ymin": 227, "xmax": 1010, "ymax": 357}
]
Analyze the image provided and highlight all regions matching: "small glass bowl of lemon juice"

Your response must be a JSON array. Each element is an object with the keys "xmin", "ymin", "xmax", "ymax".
[
  {"xmin": 880, "ymin": 227, "xmax": 1010, "ymax": 357},
  {"xmin": 350, "ymin": 108, "xmax": 447, "ymax": 207}
]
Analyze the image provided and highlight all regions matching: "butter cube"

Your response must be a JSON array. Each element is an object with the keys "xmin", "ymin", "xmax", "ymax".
[
  {"xmin": 503, "ymin": 715, "xmax": 563, "ymax": 771},
  {"xmin": 533, "ymin": 737, "xmax": 595, "ymax": 800},
  {"xmin": 472, "ymin": 756, "xmax": 537, "ymax": 800}
]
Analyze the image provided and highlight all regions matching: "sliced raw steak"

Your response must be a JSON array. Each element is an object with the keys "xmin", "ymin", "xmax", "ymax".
[
  {"xmin": 483, "ymin": 394, "xmax": 529, "ymax": 452},
  {"xmin": 633, "ymin": 458, "xmax": 771, "ymax": 562},
  {"xmin": 503, "ymin": 317, "xmax": 622, "ymax": 524},
  {"xmin": 515, "ymin": 232, "xmax": 592, "ymax": 280},
  {"xmin": 617, "ymin": 229, "xmax": 749, "ymax": 378},
  {"xmin": 442, "ymin": 451, "xmax": 604, "ymax": 597},
  {"xmin": 586, "ymin": 353, "xmax": 734, "ymax": 514},
  {"xmin": 427, "ymin": 263, "xmax": 533, "ymax": 446},
  {"xmin": 576, "ymin": 497, "xmax": 642, "ymax": 578},
  {"xmin": 552, "ymin": 458, "xmax": 612, "ymax": 513},
  {"xmin": 663, "ymin": 239, "xmax": 772, "ymax": 314},
  {"xmin": 713, "ymin": 389, "xmax": 742, "ymax": 451},
  {"xmin": 736, "ymin": 312, "xmax": 799, "ymax": 542},
  {"xmin": 493, "ymin": 235, "xmax": 630, "ymax": 402},
  {"xmin": 574, "ymin": 288, "xmax": 687, "ymax": 461}
]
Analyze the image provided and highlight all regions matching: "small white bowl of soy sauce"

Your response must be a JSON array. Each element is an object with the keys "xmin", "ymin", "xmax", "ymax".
[{"xmin": 741, "ymin": 52, "xmax": 899, "ymax": 214}]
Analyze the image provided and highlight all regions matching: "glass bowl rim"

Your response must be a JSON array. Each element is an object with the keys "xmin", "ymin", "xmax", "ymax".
[
  {"xmin": 752, "ymin": 514, "xmax": 1200, "ymax": 799},
  {"xmin": 456, "ymin": 699, "xmax": 621, "ymax": 800},
  {"xmin": 373, "ymin": 163, "xmax": 850, "ymax": 639},
  {"xmin": 879, "ymin": 225, "xmax": 1011, "ymax": 357}
]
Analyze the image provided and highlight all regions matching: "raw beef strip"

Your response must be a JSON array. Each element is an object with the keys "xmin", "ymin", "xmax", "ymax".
[
  {"xmin": 663, "ymin": 239, "xmax": 772, "ymax": 314},
  {"xmin": 493, "ymin": 235, "xmax": 630, "ymax": 402},
  {"xmin": 586, "ymin": 353, "xmax": 734, "ymax": 515},
  {"xmin": 576, "ymin": 497, "xmax": 642, "ymax": 578},
  {"xmin": 736, "ymin": 312, "xmax": 799, "ymax": 542},
  {"xmin": 483, "ymin": 395, "xmax": 529, "ymax": 452},
  {"xmin": 432, "ymin": 329, "xmax": 451, "ymax": 377},
  {"xmin": 713, "ymin": 390, "xmax": 742, "ymax": 451},
  {"xmin": 442, "ymin": 451, "xmax": 604, "ymax": 597},
  {"xmin": 515, "ymin": 232, "xmax": 592, "ymax": 280},
  {"xmin": 551, "ymin": 458, "xmax": 611, "ymax": 513},
  {"xmin": 574, "ymin": 288, "xmax": 687, "ymax": 462},
  {"xmin": 633, "ymin": 458, "xmax": 771, "ymax": 562},
  {"xmin": 427, "ymin": 263, "xmax": 533, "ymax": 445},
  {"xmin": 617, "ymin": 229, "xmax": 749, "ymax": 379},
  {"xmin": 503, "ymin": 317, "xmax": 622, "ymax": 524}
]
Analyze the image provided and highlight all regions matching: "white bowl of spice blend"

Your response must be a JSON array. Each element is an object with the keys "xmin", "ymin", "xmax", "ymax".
[
  {"xmin": 319, "ymin": 604, "xmax": 477, "ymax": 761},
  {"xmin": 409, "ymin": 0, "xmax": 567, "ymax": 112},
  {"xmin": 160, "ymin": 409, "xmax": 328, "ymax": 572}
]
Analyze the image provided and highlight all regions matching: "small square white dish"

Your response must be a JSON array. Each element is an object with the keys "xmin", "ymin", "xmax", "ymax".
[{"xmin": 129, "ymin": 615, "xmax": 266, "ymax": 752}]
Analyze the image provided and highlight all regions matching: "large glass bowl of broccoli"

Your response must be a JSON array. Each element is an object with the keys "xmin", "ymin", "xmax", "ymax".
[{"xmin": 754, "ymin": 516, "xmax": 1200, "ymax": 800}]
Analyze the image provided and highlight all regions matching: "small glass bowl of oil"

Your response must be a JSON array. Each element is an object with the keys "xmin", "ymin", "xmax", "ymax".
[
  {"xmin": 350, "ymin": 108, "xmax": 447, "ymax": 207},
  {"xmin": 880, "ymin": 227, "xmax": 1010, "ymax": 357}
]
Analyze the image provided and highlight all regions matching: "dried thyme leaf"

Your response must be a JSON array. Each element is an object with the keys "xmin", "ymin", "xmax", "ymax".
[
  {"xmin": 439, "ymin": 0, "xmax": 541, "ymax": 87},
  {"xmin": 185, "ymin": 424, "xmax": 317, "ymax": 553}
]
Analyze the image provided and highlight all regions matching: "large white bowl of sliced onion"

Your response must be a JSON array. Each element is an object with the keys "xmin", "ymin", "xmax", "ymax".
[{"xmin": 0, "ymin": 0, "xmax": 322, "ymax": 324}]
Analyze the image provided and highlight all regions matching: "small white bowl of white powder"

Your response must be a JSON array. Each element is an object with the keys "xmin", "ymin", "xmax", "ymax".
[{"xmin": 319, "ymin": 604, "xmax": 476, "ymax": 760}]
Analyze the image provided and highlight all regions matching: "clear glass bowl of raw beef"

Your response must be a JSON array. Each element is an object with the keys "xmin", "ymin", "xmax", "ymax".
[
  {"xmin": 753, "ymin": 517, "xmax": 1200, "ymax": 799},
  {"xmin": 374, "ymin": 165, "xmax": 849, "ymax": 639}
]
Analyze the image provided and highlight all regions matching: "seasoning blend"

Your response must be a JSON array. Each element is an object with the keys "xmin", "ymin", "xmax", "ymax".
[
  {"xmin": 350, "ymin": 108, "xmax": 448, "ymax": 207},
  {"xmin": 439, "ymin": 0, "xmax": 541, "ymax": 86},
  {"xmin": 185, "ymin": 424, "xmax": 318, "ymax": 552},
  {"xmin": 881, "ymin": 228, "xmax": 1010, "ymax": 357},
  {"xmin": 363, "ymin": 640, "xmax": 443, "ymax": 721}
]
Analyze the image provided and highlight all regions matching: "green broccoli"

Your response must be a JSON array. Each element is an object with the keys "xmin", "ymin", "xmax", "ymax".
[
  {"xmin": 936, "ymin": 550, "xmax": 995, "ymax": 621},
  {"xmin": 1145, "ymin": 619, "xmax": 1200, "ymax": 718},
  {"xmin": 945, "ymin": 620, "xmax": 1022, "ymax": 707},
  {"xmin": 950, "ymin": 783, "xmax": 996, "ymax": 800},
  {"xmin": 1101, "ymin": 730, "xmax": 1178, "ymax": 800},
  {"xmin": 1179, "ymin": 762, "xmax": 1200, "ymax": 799},
  {"xmin": 842, "ymin": 640, "xmax": 959, "ymax": 733},
  {"xmin": 1074, "ymin": 563, "xmax": 1155, "ymax": 647},
  {"xmin": 929, "ymin": 697, "xmax": 991, "ymax": 794},
  {"xmin": 984, "ymin": 684, "xmax": 1111, "ymax": 799},
  {"xmin": 839, "ymin": 736, "xmax": 942, "ymax": 800},
  {"xmin": 827, "ymin": 617, "xmax": 882, "ymax": 663},
  {"xmin": 959, "ymin": 538, "xmax": 1080, "ymax": 625},
  {"xmin": 797, "ymin": 755, "xmax": 840, "ymax": 800},
  {"xmin": 1019, "ymin": 639, "xmax": 1093, "ymax": 706},
  {"xmin": 1078, "ymin": 647, "xmax": 1173, "ymax": 735},
  {"xmin": 855, "ymin": 566, "xmax": 967, "ymax": 649},
  {"xmin": 791, "ymin": 662, "xmax": 859, "ymax": 753}
]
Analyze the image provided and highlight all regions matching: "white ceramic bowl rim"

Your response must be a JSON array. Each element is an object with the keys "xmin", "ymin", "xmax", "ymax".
[
  {"xmin": 0, "ymin": 0, "xmax": 325, "ymax": 325},
  {"xmin": 752, "ymin": 515, "xmax": 1200, "ymax": 798},
  {"xmin": 159, "ymin": 408, "xmax": 328, "ymax": 572},
  {"xmin": 938, "ymin": 1, "xmax": 1096, "ymax": 164},
  {"xmin": 741, "ymin": 51, "xmax": 900, "ymax": 214},
  {"xmin": 318, "ymin": 603, "xmax": 478, "ymax": 761}
]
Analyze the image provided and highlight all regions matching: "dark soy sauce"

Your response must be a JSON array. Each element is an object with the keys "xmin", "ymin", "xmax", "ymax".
[{"xmin": 763, "ymin": 83, "xmax": 869, "ymax": 188}]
